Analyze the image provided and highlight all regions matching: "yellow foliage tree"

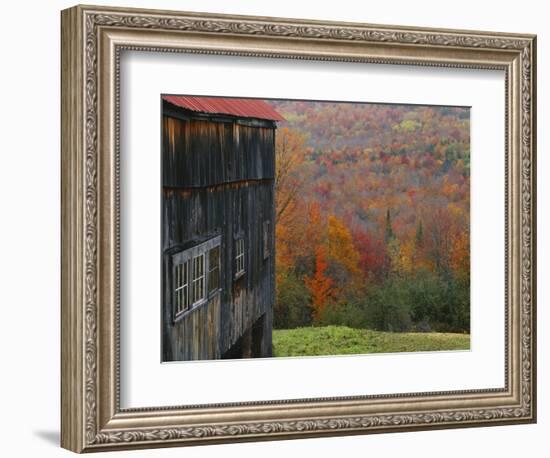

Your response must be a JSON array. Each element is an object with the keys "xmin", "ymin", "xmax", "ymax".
[
  {"xmin": 327, "ymin": 214, "xmax": 360, "ymax": 275},
  {"xmin": 397, "ymin": 238, "xmax": 415, "ymax": 274},
  {"xmin": 275, "ymin": 127, "xmax": 309, "ymax": 222}
]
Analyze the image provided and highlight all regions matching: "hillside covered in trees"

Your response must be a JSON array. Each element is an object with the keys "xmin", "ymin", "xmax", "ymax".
[{"xmin": 267, "ymin": 99, "xmax": 470, "ymax": 336}]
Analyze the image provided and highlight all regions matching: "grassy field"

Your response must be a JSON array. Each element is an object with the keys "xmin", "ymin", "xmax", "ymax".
[{"xmin": 272, "ymin": 326, "xmax": 470, "ymax": 357}]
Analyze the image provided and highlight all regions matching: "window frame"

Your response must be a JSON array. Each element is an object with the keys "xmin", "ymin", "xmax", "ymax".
[
  {"xmin": 171, "ymin": 235, "xmax": 222, "ymax": 322},
  {"xmin": 234, "ymin": 236, "xmax": 245, "ymax": 279}
]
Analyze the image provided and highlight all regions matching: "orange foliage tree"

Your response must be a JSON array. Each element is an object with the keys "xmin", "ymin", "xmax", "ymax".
[
  {"xmin": 304, "ymin": 245, "xmax": 335, "ymax": 322},
  {"xmin": 450, "ymin": 228, "xmax": 470, "ymax": 279}
]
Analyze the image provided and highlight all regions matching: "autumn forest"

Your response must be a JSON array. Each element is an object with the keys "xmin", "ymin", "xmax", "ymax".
[{"xmin": 267, "ymin": 99, "xmax": 471, "ymax": 351}]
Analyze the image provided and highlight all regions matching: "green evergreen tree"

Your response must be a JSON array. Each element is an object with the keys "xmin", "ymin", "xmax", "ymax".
[
  {"xmin": 385, "ymin": 209, "xmax": 394, "ymax": 243},
  {"xmin": 415, "ymin": 219, "xmax": 424, "ymax": 247}
]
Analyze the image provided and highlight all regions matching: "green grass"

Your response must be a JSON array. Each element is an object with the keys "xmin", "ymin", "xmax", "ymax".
[{"xmin": 272, "ymin": 326, "xmax": 470, "ymax": 357}]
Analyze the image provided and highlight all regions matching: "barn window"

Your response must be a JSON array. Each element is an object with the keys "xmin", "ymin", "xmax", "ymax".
[
  {"xmin": 208, "ymin": 245, "xmax": 220, "ymax": 295},
  {"xmin": 171, "ymin": 235, "xmax": 221, "ymax": 321},
  {"xmin": 235, "ymin": 237, "xmax": 245, "ymax": 278},
  {"xmin": 174, "ymin": 260, "xmax": 190, "ymax": 316},
  {"xmin": 263, "ymin": 220, "xmax": 271, "ymax": 260}
]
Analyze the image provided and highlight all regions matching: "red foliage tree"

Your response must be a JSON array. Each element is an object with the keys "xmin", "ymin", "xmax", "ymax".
[{"xmin": 352, "ymin": 229, "xmax": 385, "ymax": 279}]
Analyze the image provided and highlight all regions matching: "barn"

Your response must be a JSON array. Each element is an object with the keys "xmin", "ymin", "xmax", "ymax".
[{"xmin": 161, "ymin": 95, "xmax": 284, "ymax": 361}]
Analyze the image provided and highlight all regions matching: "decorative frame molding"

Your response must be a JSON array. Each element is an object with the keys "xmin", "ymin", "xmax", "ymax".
[{"xmin": 61, "ymin": 4, "xmax": 536, "ymax": 453}]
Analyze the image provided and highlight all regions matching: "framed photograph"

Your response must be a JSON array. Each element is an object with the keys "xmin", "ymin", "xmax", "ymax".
[{"xmin": 61, "ymin": 4, "xmax": 537, "ymax": 453}]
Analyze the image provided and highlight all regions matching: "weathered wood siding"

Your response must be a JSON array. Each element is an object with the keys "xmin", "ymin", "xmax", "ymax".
[
  {"xmin": 163, "ymin": 116, "xmax": 275, "ymax": 187},
  {"xmin": 162, "ymin": 292, "xmax": 222, "ymax": 361},
  {"xmin": 162, "ymin": 106, "xmax": 275, "ymax": 361}
]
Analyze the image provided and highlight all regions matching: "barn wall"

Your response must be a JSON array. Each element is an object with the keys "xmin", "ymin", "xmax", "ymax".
[
  {"xmin": 161, "ymin": 110, "xmax": 276, "ymax": 361},
  {"xmin": 163, "ymin": 115, "xmax": 275, "ymax": 187}
]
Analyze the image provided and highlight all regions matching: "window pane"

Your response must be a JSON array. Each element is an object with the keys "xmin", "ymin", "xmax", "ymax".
[
  {"xmin": 192, "ymin": 254, "xmax": 205, "ymax": 305},
  {"xmin": 209, "ymin": 268, "xmax": 219, "ymax": 293},
  {"xmin": 209, "ymin": 246, "xmax": 220, "ymax": 269},
  {"xmin": 208, "ymin": 245, "xmax": 221, "ymax": 294}
]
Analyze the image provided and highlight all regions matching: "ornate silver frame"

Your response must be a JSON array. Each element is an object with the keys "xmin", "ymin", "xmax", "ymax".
[{"xmin": 61, "ymin": 4, "xmax": 537, "ymax": 453}]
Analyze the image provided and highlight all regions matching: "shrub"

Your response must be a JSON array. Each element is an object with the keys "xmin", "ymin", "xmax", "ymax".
[
  {"xmin": 365, "ymin": 281, "xmax": 413, "ymax": 332},
  {"xmin": 274, "ymin": 270, "xmax": 312, "ymax": 329}
]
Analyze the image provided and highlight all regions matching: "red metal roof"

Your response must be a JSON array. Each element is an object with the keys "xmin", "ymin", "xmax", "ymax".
[{"xmin": 163, "ymin": 95, "xmax": 285, "ymax": 122}]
